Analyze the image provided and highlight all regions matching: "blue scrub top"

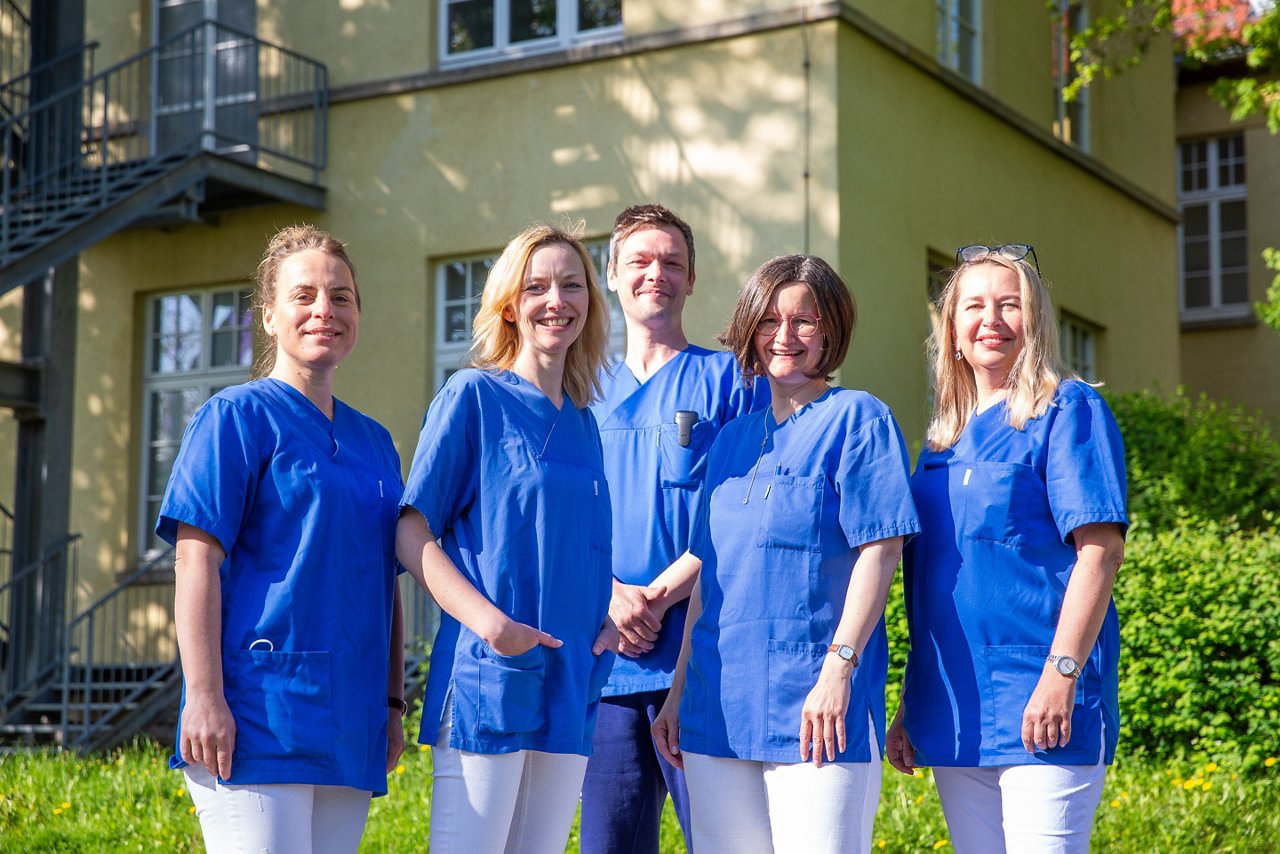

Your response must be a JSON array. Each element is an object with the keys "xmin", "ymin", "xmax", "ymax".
[
  {"xmin": 157, "ymin": 378, "xmax": 403, "ymax": 794},
  {"xmin": 592, "ymin": 346, "xmax": 766, "ymax": 696},
  {"xmin": 402, "ymin": 369, "xmax": 614, "ymax": 756},
  {"xmin": 678, "ymin": 388, "xmax": 920, "ymax": 764},
  {"xmin": 901, "ymin": 380, "xmax": 1128, "ymax": 767}
]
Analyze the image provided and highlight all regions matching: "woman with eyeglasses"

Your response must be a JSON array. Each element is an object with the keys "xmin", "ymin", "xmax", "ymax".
[
  {"xmin": 651, "ymin": 255, "xmax": 919, "ymax": 852},
  {"xmin": 886, "ymin": 244, "xmax": 1128, "ymax": 853}
]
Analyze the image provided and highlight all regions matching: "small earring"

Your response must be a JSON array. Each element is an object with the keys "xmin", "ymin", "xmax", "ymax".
[{"xmin": 954, "ymin": 349, "xmax": 962, "ymax": 361}]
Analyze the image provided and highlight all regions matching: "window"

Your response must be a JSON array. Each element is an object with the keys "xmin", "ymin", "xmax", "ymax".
[
  {"xmin": 441, "ymin": 0, "xmax": 622, "ymax": 67},
  {"xmin": 937, "ymin": 0, "xmax": 980, "ymax": 81},
  {"xmin": 433, "ymin": 239, "xmax": 625, "ymax": 390},
  {"xmin": 1178, "ymin": 134, "xmax": 1249, "ymax": 320},
  {"xmin": 140, "ymin": 287, "xmax": 254, "ymax": 555},
  {"xmin": 1059, "ymin": 312, "xmax": 1098, "ymax": 381},
  {"xmin": 925, "ymin": 253, "xmax": 952, "ymax": 412},
  {"xmin": 1052, "ymin": 0, "xmax": 1089, "ymax": 150}
]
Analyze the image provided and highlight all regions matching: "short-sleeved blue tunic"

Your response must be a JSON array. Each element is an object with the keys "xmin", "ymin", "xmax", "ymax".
[
  {"xmin": 592, "ymin": 346, "xmax": 766, "ymax": 696},
  {"xmin": 157, "ymin": 378, "xmax": 403, "ymax": 794},
  {"xmin": 402, "ymin": 369, "xmax": 614, "ymax": 756},
  {"xmin": 678, "ymin": 388, "xmax": 920, "ymax": 764},
  {"xmin": 901, "ymin": 380, "xmax": 1128, "ymax": 767}
]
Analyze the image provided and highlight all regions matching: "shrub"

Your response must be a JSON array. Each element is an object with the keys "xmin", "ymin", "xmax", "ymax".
[
  {"xmin": 1116, "ymin": 514, "xmax": 1280, "ymax": 770},
  {"xmin": 1104, "ymin": 388, "xmax": 1280, "ymax": 530}
]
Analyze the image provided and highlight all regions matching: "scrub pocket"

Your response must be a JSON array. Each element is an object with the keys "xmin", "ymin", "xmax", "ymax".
[
  {"xmin": 586, "ymin": 651, "xmax": 615, "ymax": 703},
  {"xmin": 981, "ymin": 645, "xmax": 1084, "ymax": 753},
  {"xmin": 756, "ymin": 476, "xmax": 823, "ymax": 553},
  {"xmin": 959, "ymin": 462, "xmax": 1040, "ymax": 545},
  {"xmin": 765, "ymin": 639, "xmax": 827, "ymax": 745},
  {"xmin": 477, "ymin": 646, "xmax": 547, "ymax": 736},
  {"xmin": 228, "ymin": 649, "xmax": 335, "ymax": 762},
  {"xmin": 659, "ymin": 420, "xmax": 715, "ymax": 489}
]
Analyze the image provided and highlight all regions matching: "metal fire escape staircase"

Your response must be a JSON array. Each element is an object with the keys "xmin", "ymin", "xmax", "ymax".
[{"xmin": 0, "ymin": 18, "xmax": 333, "ymax": 751}]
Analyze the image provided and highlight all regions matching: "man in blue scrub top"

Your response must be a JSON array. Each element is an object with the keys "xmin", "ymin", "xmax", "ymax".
[{"xmin": 579, "ymin": 205, "xmax": 766, "ymax": 853}]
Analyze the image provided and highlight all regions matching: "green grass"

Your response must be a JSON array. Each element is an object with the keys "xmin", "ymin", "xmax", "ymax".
[{"xmin": 4, "ymin": 739, "xmax": 1279, "ymax": 852}]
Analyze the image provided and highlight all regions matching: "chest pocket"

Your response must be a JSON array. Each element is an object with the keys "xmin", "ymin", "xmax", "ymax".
[
  {"xmin": 659, "ymin": 419, "xmax": 716, "ymax": 489},
  {"xmin": 756, "ymin": 475, "xmax": 824, "ymax": 553},
  {"xmin": 958, "ymin": 462, "xmax": 1042, "ymax": 545}
]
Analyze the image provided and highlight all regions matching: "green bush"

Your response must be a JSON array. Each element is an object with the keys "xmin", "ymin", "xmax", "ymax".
[
  {"xmin": 1116, "ymin": 515, "xmax": 1280, "ymax": 769},
  {"xmin": 1105, "ymin": 388, "xmax": 1280, "ymax": 530}
]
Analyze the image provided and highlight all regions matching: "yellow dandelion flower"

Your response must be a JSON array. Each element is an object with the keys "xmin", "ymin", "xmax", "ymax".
[
  {"xmin": 1202, "ymin": 781, "xmax": 1212, "ymax": 791},
  {"xmin": 53, "ymin": 807, "xmax": 63, "ymax": 815},
  {"xmin": 1110, "ymin": 799, "xmax": 1121, "ymax": 808},
  {"xmin": 914, "ymin": 794, "xmax": 925, "ymax": 805},
  {"xmin": 1121, "ymin": 791, "xmax": 1130, "ymax": 800},
  {"xmin": 395, "ymin": 765, "xmax": 406, "ymax": 775},
  {"xmin": 177, "ymin": 787, "xmax": 186, "ymax": 798},
  {"xmin": 1165, "ymin": 769, "xmax": 1173, "ymax": 776},
  {"xmin": 1265, "ymin": 757, "xmax": 1277, "ymax": 768},
  {"xmin": 189, "ymin": 806, "xmax": 197, "ymax": 815},
  {"xmin": 1204, "ymin": 762, "xmax": 1218, "ymax": 773},
  {"xmin": 60, "ymin": 801, "xmax": 71, "ymax": 809},
  {"xmin": 933, "ymin": 840, "xmax": 950, "ymax": 850},
  {"xmin": 1171, "ymin": 778, "xmax": 1184, "ymax": 787},
  {"xmin": 1182, "ymin": 779, "xmax": 1200, "ymax": 790},
  {"xmin": 877, "ymin": 841, "xmax": 887, "ymax": 850},
  {"xmin": 419, "ymin": 745, "xmax": 428, "ymax": 752}
]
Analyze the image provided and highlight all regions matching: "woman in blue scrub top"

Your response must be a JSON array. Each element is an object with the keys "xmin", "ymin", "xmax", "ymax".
[
  {"xmin": 396, "ymin": 223, "xmax": 618, "ymax": 854},
  {"xmin": 159, "ymin": 225, "xmax": 406, "ymax": 853},
  {"xmin": 652, "ymin": 255, "xmax": 920, "ymax": 853},
  {"xmin": 886, "ymin": 244, "xmax": 1127, "ymax": 854}
]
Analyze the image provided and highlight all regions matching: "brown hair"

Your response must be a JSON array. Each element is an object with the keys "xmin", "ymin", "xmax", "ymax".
[
  {"xmin": 608, "ymin": 204, "xmax": 696, "ymax": 279},
  {"xmin": 469, "ymin": 222, "xmax": 610, "ymax": 407},
  {"xmin": 717, "ymin": 254, "xmax": 856, "ymax": 383},
  {"xmin": 252, "ymin": 224, "xmax": 358, "ymax": 378}
]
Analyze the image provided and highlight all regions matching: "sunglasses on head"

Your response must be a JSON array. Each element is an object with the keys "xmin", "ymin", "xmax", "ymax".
[{"xmin": 955, "ymin": 243, "xmax": 1039, "ymax": 273}]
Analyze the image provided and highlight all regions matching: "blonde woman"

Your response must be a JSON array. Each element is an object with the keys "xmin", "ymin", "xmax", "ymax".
[
  {"xmin": 396, "ymin": 223, "xmax": 618, "ymax": 852},
  {"xmin": 887, "ymin": 244, "xmax": 1127, "ymax": 853}
]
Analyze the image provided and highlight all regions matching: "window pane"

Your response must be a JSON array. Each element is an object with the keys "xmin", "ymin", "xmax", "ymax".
[
  {"xmin": 447, "ymin": 0, "xmax": 494, "ymax": 53},
  {"xmin": 511, "ymin": 0, "xmax": 556, "ymax": 43},
  {"xmin": 210, "ymin": 289, "xmax": 254, "ymax": 368},
  {"xmin": 1182, "ymin": 204, "xmax": 1209, "ymax": 236},
  {"xmin": 579, "ymin": 0, "xmax": 620, "ymax": 30},
  {"xmin": 1220, "ymin": 199, "xmax": 1246, "ymax": 234},
  {"xmin": 447, "ymin": 306, "xmax": 471, "ymax": 343},
  {"xmin": 1220, "ymin": 235, "xmax": 1247, "ymax": 270},
  {"xmin": 957, "ymin": 23, "xmax": 977, "ymax": 78},
  {"xmin": 1221, "ymin": 271, "xmax": 1248, "ymax": 305},
  {"xmin": 445, "ymin": 261, "xmax": 468, "ymax": 301},
  {"xmin": 471, "ymin": 258, "xmax": 493, "ymax": 290},
  {"xmin": 1182, "ymin": 237, "xmax": 1210, "ymax": 274},
  {"xmin": 1184, "ymin": 274, "xmax": 1211, "ymax": 309}
]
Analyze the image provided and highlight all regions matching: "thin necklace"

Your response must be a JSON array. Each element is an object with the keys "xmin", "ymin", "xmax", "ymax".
[{"xmin": 742, "ymin": 409, "xmax": 773, "ymax": 505}]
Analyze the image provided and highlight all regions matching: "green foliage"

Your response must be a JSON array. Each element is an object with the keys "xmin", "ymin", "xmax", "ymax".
[
  {"xmin": 1257, "ymin": 248, "xmax": 1280, "ymax": 332},
  {"xmin": 1105, "ymin": 388, "xmax": 1280, "ymax": 530},
  {"xmin": 1117, "ymin": 515, "xmax": 1280, "ymax": 768}
]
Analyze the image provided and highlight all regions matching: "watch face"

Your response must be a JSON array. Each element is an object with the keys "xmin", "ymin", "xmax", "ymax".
[
  {"xmin": 1055, "ymin": 656, "xmax": 1079, "ymax": 676},
  {"xmin": 838, "ymin": 646, "xmax": 854, "ymax": 661}
]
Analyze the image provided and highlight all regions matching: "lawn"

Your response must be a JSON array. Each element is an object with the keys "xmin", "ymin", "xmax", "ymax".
[{"xmin": 2, "ymin": 738, "xmax": 1278, "ymax": 852}]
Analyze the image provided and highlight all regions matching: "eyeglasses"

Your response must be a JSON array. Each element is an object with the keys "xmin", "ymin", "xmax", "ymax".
[
  {"xmin": 955, "ymin": 244, "xmax": 1039, "ymax": 273},
  {"xmin": 755, "ymin": 314, "xmax": 821, "ymax": 338}
]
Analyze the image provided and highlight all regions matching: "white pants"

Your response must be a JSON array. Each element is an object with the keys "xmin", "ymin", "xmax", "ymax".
[
  {"xmin": 183, "ymin": 765, "xmax": 371, "ymax": 854},
  {"xmin": 932, "ymin": 759, "xmax": 1107, "ymax": 854},
  {"xmin": 682, "ymin": 724, "xmax": 881, "ymax": 854},
  {"xmin": 429, "ymin": 720, "xmax": 589, "ymax": 853}
]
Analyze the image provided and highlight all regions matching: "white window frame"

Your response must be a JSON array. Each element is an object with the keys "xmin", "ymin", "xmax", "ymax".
[
  {"xmin": 1052, "ymin": 0, "xmax": 1090, "ymax": 151},
  {"xmin": 1177, "ymin": 134, "xmax": 1250, "ymax": 322},
  {"xmin": 138, "ymin": 286, "xmax": 254, "ymax": 557},
  {"xmin": 433, "ymin": 239, "xmax": 625, "ymax": 392},
  {"xmin": 1058, "ymin": 311, "xmax": 1099, "ymax": 382},
  {"xmin": 936, "ymin": 0, "xmax": 981, "ymax": 83},
  {"xmin": 439, "ymin": 0, "xmax": 623, "ymax": 70}
]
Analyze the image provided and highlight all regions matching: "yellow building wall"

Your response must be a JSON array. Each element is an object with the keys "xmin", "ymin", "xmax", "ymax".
[{"xmin": 1177, "ymin": 83, "xmax": 1280, "ymax": 426}]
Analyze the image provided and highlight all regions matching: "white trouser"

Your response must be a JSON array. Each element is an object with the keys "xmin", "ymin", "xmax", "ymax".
[
  {"xmin": 682, "ymin": 722, "xmax": 881, "ymax": 854},
  {"xmin": 183, "ymin": 765, "xmax": 372, "ymax": 854},
  {"xmin": 428, "ymin": 719, "xmax": 589, "ymax": 853},
  {"xmin": 931, "ymin": 757, "xmax": 1107, "ymax": 854}
]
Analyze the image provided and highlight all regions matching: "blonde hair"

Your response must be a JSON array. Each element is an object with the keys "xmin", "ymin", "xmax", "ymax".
[
  {"xmin": 925, "ymin": 255, "xmax": 1075, "ymax": 450},
  {"xmin": 252, "ymin": 224, "xmax": 358, "ymax": 378},
  {"xmin": 469, "ymin": 222, "xmax": 609, "ymax": 407}
]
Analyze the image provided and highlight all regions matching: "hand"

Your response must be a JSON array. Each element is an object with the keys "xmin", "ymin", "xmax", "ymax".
[
  {"xmin": 592, "ymin": 616, "xmax": 620, "ymax": 655},
  {"xmin": 799, "ymin": 657, "xmax": 853, "ymax": 767},
  {"xmin": 886, "ymin": 703, "xmax": 916, "ymax": 775},
  {"xmin": 180, "ymin": 688, "xmax": 236, "ymax": 781},
  {"xmin": 1021, "ymin": 666, "xmax": 1077, "ymax": 753},
  {"xmin": 486, "ymin": 615, "xmax": 562, "ymax": 657},
  {"xmin": 386, "ymin": 708, "xmax": 406, "ymax": 773},
  {"xmin": 609, "ymin": 582, "xmax": 669, "ymax": 657},
  {"xmin": 651, "ymin": 689, "xmax": 684, "ymax": 770}
]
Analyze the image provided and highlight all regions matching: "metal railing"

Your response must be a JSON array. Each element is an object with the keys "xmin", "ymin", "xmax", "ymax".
[
  {"xmin": 0, "ymin": 0, "xmax": 31, "ymax": 96},
  {"xmin": 60, "ymin": 548, "xmax": 178, "ymax": 751},
  {"xmin": 0, "ymin": 18, "xmax": 328, "ymax": 265},
  {"xmin": 0, "ymin": 533, "xmax": 79, "ymax": 715},
  {"xmin": 0, "ymin": 40, "xmax": 98, "ymax": 122}
]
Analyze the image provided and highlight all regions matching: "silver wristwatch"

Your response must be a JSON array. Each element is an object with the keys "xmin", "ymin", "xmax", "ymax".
[
  {"xmin": 1046, "ymin": 654, "xmax": 1081, "ymax": 679},
  {"xmin": 828, "ymin": 643, "xmax": 859, "ymax": 668}
]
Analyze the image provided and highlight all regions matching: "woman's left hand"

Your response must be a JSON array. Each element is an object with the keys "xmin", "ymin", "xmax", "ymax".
[
  {"xmin": 800, "ymin": 657, "xmax": 853, "ymax": 766},
  {"xmin": 386, "ymin": 708, "xmax": 406, "ymax": 773},
  {"xmin": 592, "ymin": 616, "xmax": 620, "ymax": 655},
  {"xmin": 1021, "ymin": 667, "xmax": 1077, "ymax": 753}
]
